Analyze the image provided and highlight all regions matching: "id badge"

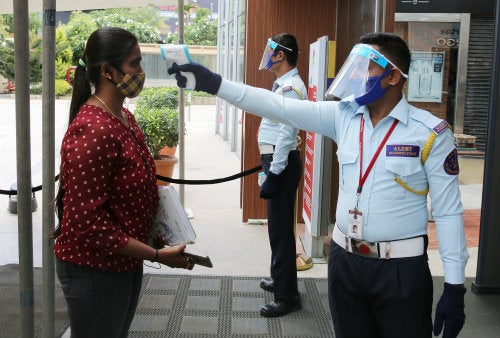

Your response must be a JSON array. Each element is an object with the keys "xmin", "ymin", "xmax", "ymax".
[{"xmin": 348, "ymin": 209, "xmax": 363, "ymax": 239}]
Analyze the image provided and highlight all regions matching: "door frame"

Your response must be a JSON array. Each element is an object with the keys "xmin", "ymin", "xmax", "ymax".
[{"xmin": 395, "ymin": 13, "xmax": 471, "ymax": 133}]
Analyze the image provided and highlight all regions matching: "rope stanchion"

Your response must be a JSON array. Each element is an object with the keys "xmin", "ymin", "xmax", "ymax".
[
  {"xmin": 156, "ymin": 165, "xmax": 262, "ymax": 185},
  {"xmin": 0, "ymin": 168, "xmax": 262, "ymax": 195}
]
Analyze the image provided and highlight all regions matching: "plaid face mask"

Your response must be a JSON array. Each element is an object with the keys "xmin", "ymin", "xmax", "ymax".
[{"xmin": 116, "ymin": 72, "xmax": 145, "ymax": 98}]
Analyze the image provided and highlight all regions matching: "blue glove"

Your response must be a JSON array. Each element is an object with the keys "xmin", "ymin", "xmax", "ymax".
[
  {"xmin": 259, "ymin": 172, "xmax": 281, "ymax": 199},
  {"xmin": 167, "ymin": 62, "xmax": 222, "ymax": 95},
  {"xmin": 433, "ymin": 283, "xmax": 466, "ymax": 338}
]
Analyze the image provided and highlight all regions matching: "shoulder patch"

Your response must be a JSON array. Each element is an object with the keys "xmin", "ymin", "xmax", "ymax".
[
  {"xmin": 281, "ymin": 86, "xmax": 293, "ymax": 92},
  {"xmin": 443, "ymin": 148, "xmax": 459, "ymax": 175},
  {"xmin": 433, "ymin": 120, "xmax": 449, "ymax": 135},
  {"xmin": 409, "ymin": 107, "xmax": 449, "ymax": 134}
]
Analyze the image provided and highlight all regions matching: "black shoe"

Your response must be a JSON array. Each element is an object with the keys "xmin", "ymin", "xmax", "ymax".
[
  {"xmin": 260, "ymin": 296, "xmax": 301, "ymax": 317},
  {"xmin": 259, "ymin": 277, "xmax": 274, "ymax": 292}
]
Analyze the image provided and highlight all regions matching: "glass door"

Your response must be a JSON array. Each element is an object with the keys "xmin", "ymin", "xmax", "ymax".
[{"xmin": 395, "ymin": 13, "xmax": 470, "ymax": 133}]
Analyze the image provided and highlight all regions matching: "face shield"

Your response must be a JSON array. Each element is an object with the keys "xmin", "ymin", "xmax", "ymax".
[
  {"xmin": 325, "ymin": 44, "xmax": 408, "ymax": 105},
  {"xmin": 258, "ymin": 39, "xmax": 293, "ymax": 70}
]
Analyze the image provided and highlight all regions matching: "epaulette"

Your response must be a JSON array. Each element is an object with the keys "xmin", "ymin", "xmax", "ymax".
[
  {"xmin": 410, "ymin": 108, "xmax": 449, "ymax": 135},
  {"xmin": 278, "ymin": 86, "xmax": 304, "ymax": 100}
]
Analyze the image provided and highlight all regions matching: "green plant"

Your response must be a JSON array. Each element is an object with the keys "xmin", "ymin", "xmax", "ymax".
[
  {"xmin": 186, "ymin": 89, "xmax": 213, "ymax": 97},
  {"xmin": 135, "ymin": 86, "xmax": 179, "ymax": 110},
  {"xmin": 134, "ymin": 87, "xmax": 180, "ymax": 159},
  {"xmin": 30, "ymin": 82, "xmax": 42, "ymax": 95},
  {"xmin": 29, "ymin": 80, "xmax": 71, "ymax": 96},
  {"xmin": 55, "ymin": 79, "xmax": 72, "ymax": 96}
]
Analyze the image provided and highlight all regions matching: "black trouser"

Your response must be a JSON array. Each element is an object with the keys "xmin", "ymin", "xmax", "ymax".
[
  {"xmin": 260, "ymin": 150, "xmax": 302, "ymax": 301},
  {"xmin": 328, "ymin": 240, "xmax": 433, "ymax": 338},
  {"xmin": 56, "ymin": 257, "xmax": 143, "ymax": 338}
]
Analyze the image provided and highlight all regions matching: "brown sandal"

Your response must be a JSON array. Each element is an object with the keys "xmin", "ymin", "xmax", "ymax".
[{"xmin": 296, "ymin": 253, "xmax": 313, "ymax": 271}]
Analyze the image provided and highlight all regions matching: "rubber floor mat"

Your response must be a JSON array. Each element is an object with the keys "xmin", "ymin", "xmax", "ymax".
[{"xmin": 129, "ymin": 274, "xmax": 334, "ymax": 337}]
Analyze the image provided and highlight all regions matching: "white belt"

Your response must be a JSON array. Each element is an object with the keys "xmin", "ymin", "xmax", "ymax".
[
  {"xmin": 332, "ymin": 225, "xmax": 425, "ymax": 259},
  {"xmin": 258, "ymin": 144, "xmax": 275, "ymax": 154},
  {"xmin": 258, "ymin": 143, "xmax": 297, "ymax": 155}
]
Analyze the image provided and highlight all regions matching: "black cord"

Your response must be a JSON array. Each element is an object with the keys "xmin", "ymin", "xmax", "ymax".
[
  {"xmin": 156, "ymin": 165, "xmax": 262, "ymax": 185},
  {"xmin": 0, "ymin": 167, "xmax": 262, "ymax": 195}
]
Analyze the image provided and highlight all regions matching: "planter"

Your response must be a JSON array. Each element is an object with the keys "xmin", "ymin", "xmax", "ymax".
[
  {"xmin": 154, "ymin": 155, "xmax": 178, "ymax": 186},
  {"xmin": 159, "ymin": 145, "xmax": 177, "ymax": 157}
]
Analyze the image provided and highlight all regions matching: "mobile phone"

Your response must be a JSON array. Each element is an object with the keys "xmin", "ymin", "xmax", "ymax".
[{"xmin": 182, "ymin": 251, "xmax": 213, "ymax": 268}]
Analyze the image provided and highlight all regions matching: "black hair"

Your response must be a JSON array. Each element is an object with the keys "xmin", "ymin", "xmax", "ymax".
[
  {"xmin": 68, "ymin": 27, "xmax": 138, "ymax": 125},
  {"xmin": 271, "ymin": 33, "xmax": 299, "ymax": 66},
  {"xmin": 52, "ymin": 27, "xmax": 138, "ymax": 236},
  {"xmin": 359, "ymin": 32, "xmax": 410, "ymax": 75}
]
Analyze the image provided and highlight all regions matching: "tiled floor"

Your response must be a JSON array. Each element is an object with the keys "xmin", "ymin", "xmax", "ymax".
[{"xmin": 428, "ymin": 208, "xmax": 481, "ymax": 250}]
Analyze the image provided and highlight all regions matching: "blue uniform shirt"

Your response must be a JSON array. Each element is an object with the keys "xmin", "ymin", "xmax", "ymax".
[
  {"xmin": 218, "ymin": 79, "xmax": 469, "ymax": 284},
  {"xmin": 257, "ymin": 68, "xmax": 307, "ymax": 174}
]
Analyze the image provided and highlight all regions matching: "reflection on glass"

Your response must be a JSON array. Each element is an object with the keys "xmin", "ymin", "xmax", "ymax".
[{"xmin": 418, "ymin": 62, "xmax": 432, "ymax": 96}]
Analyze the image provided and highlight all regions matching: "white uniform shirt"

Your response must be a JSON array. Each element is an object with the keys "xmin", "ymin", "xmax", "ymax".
[
  {"xmin": 257, "ymin": 68, "xmax": 307, "ymax": 174},
  {"xmin": 218, "ymin": 79, "xmax": 469, "ymax": 284}
]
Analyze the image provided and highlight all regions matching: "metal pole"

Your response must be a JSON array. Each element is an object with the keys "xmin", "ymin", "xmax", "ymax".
[
  {"xmin": 13, "ymin": 0, "xmax": 35, "ymax": 336},
  {"xmin": 42, "ymin": 0, "xmax": 56, "ymax": 336},
  {"xmin": 215, "ymin": 0, "xmax": 222, "ymax": 135},
  {"xmin": 230, "ymin": 0, "xmax": 238, "ymax": 151},
  {"xmin": 373, "ymin": 0, "xmax": 386, "ymax": 33},
  {"xmin": 178, "ymin": 0, "xmax": 185, "ymax": 205},
  {"xmin": 472, "ymin": 0, "xmax": 500, "ymax": 295},
  {"xmin": 222, "ymin": 0, "xmax": 230, "ymax": 140}
]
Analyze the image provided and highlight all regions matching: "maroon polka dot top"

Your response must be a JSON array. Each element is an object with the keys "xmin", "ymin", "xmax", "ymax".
[{"xmin": 54, "ymin": 104, "xmax": 158, "ymax": 272}]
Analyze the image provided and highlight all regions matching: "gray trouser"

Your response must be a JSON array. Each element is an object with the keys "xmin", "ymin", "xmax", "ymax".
[{"xmin": 56, "ymin": 257, "xmax": 143, "ymax": 338}]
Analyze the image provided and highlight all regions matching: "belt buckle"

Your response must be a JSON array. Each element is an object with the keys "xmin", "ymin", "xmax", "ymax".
[{"xmin": 350, "ymin": 239, "xmax": 379, "ymax": 258}]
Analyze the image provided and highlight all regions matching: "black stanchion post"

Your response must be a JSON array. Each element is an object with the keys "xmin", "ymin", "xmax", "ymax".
[{"xmin": 472, "ymin": 0, "xmax": 500, "ymax": 295}]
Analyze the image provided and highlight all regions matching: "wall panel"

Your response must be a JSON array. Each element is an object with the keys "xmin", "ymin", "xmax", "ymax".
[{"xmin": 242, "ymin": 1, "xmax": 337, "ymax": 222}]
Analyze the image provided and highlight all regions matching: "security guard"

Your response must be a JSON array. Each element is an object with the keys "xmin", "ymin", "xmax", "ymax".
[
  {"xmin": 169, "ymin": 32, "xmax": 469, "ymax": 338},
  {"xmin": 256, "ymin": 33, "xmax": 307, "ymax": 317}
]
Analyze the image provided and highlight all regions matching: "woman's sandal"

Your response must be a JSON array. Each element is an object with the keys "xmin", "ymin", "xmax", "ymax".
[{"xmin": 296, "ymin": 253, "xmax": 313, "ymax": 271}]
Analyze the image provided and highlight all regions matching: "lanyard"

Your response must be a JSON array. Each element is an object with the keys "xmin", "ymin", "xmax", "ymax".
[{"xmin": 357, "ymin": 117, "xmax": 398, "ymax": 201}]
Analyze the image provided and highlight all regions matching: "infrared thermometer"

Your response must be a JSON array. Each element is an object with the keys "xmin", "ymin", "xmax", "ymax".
[{"xmin": 160, "ymin": 44, "xmax": 195, "ymax": 90}]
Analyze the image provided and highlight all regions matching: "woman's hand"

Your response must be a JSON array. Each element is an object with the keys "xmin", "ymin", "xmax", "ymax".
[
  {"xmin": 115, "ymin": 237, "xmax": 194, "ymax": 270},
  {"xmin": 157, "ymin": 244, "xmax": 194, "ymax": 270}
]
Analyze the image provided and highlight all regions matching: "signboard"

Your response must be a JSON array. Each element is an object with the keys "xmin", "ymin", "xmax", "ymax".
[
  {"xmin": 407, "ymin": 51, "xmax": 445, "ymax": 103},
  {"xmin": 303, "ymin": 38, "xmax": 326, "ymax": 234},
  {"xmin": 303, "ymin": 131, "xmax": 314, "ymax": 224},
  {"xmin": 301, "ymin": 37, "xmax": 335, "ymax": 258}
]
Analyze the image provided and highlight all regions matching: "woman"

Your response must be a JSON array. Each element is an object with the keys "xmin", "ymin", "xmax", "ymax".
[{"xmin": 53, "ymin": 27, "xmax": 192, "ymax": 338}]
